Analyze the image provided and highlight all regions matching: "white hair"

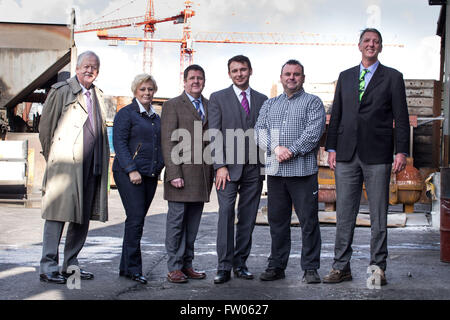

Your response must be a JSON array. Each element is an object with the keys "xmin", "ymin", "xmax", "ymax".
[{"xmin": 76, "ymin": 51, "xmax": 100, "ymax": 69}]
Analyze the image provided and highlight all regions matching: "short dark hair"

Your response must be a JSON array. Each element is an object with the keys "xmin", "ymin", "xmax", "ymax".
[
  {"xmin": 184, "ymin": 64, "xmax": 205, "ymax": 80},
  {"xmin": 359, "ymin": 28, "xmax": 383, "ymax": 45},
  {"xmin": 281, "ymin": 59, "xmax": 304, "ymax": 75},
  {"xmin": 227, "ymin": 55, "xmax": 252, "ymax": 72}
]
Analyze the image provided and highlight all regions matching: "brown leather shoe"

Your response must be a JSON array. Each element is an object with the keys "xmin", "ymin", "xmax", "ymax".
[
  {"xmin": 182, "ymin": 268, "xmax": 206, "ymax": 279},
  {"xmin": 167, "ymin": 270, "xmax": 188, "ymax": 283},
  {"xmin": 323, "ymin": 269, "xmax": 352, "ymax": 283},
  {"xmin": 378, "ymin": 269, "xmax": 387, "ymax": 286}
]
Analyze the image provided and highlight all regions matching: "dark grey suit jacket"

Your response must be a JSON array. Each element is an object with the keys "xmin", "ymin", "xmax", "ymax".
[
  {"xmin": 325, "ymin": 63, "xmax": 410, "ymax": 164},
  {"xmin": 208, "ymin": 85, "xmax": 268, "ymax": 181}
]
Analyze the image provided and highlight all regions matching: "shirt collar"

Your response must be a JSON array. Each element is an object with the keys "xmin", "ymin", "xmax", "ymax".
[
  {"xmin": 77, "ymin": 77, "xmax": 94, "ymax": 94},
  {"xmin": 283, "ymin": 87, "xmax": 305, "ymax": 99},
  {"xmin": 233, "ymin": 85, "xmax": 251, "ymax": 97},
  {"xmin": 185, "ymin": 91, "xmax": 202, "ymax": 104},
  {"xmin": 136, "ymin": 98, "xmax": 155, "ymax": 116},
  {"xmin": 360, "ymin": 60, "xmax": 379, "ymax": 74}
]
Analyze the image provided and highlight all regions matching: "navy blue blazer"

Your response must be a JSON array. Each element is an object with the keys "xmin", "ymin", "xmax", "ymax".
[{"xmin": 112, "ymin": 98, "xmax": 164, "ymax": 177}]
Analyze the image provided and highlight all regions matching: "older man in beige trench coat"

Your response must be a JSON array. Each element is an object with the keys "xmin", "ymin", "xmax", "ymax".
[
  {"xmin": 38, "ymin": 51, "xmax": 110, "ymax": 284},
  {"xmin": 161, "ymin": 64, "xmax": 214, "ymax": 284}
]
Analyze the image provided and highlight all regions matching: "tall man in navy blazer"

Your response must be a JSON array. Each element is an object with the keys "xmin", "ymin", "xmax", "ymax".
[
  {"xmin": 324, "ymin": 28, "xmax": 410, "ymax": 285},
  {"xmin": 208, "ymin": 55, "xmax": 268, "ymax": 284}
]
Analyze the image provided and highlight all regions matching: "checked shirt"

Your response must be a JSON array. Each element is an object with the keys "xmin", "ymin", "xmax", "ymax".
[{"xmin": 255, "ymin": 88, "xmax": 326, "ymax": 177}]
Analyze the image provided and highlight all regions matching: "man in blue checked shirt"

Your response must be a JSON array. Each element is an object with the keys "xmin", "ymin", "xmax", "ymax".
[{"xmin": 255, "ymin": 59, "xmax": 326, "ymax": 284}]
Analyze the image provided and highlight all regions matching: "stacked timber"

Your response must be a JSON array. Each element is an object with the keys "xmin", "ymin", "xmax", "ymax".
[{"xmin": 404, "ymin": 80, "xmax": 441, "ymax": 169}]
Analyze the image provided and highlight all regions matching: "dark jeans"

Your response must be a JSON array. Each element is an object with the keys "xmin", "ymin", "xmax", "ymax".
[{"xmin": 114, "ymin": 170, "xmax": 158, "ymax": 275}]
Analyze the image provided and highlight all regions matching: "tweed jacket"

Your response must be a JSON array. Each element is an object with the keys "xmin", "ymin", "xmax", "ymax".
[{"xmin": 161, "ymin": 92, "xmax": 214, "ymax": 202}]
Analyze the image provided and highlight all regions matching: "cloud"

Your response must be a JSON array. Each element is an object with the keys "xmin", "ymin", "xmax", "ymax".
[
  {"xmin": 0, "ymin": 0, "xmax": 442, "ymax": 100},
  {"xmin": 0, "ymin": 0, "xmax": 75, "ymax": 23}
]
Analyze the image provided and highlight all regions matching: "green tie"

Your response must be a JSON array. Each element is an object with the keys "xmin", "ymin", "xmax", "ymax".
[{"xmin": 359, "ymin": 69, "xmax": 369, "ymax": 102}]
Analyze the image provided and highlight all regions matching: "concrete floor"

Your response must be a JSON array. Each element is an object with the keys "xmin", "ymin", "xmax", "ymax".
[{"xmin": 0, "ymin": 185, "xmax": 449, "ymax": 308}]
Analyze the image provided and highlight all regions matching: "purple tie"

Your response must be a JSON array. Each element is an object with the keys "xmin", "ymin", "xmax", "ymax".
[
  {"xmin": 85, "ymin": 91, "xmax": 95, "ymax": 129},
  {"xmin": 241, "ymin": 91, "xmax": 250, "ymax": 115}
]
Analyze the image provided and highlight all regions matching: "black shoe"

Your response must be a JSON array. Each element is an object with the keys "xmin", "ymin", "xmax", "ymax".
[
  {"xmin": 39, "ymin": 272, "xmax": 67, "ymax": 284},
  {"xmin": 130, "ymin": 273, "xmax": 148, "ymax": 284},
  {"xmin": 302, "ymin": 270, "xmax": 321, "ymax": 284},
  {"xmin": 119, "ymin": 271, "xmax": 148, "ymax": 284},
  {"xmin": 214, "ymin": 270, "xmax": 231, "ymax": 284},
  {"xmin": 259, "ymin": 268, "xmax": 285, "ymax": 281},
  {"xmin": 234, "ymin": 267, "xmax": 254, "ymax": 280},
  {"xmin": 62, "ymin": 269, "xmax": 94, "ymax": 280}
]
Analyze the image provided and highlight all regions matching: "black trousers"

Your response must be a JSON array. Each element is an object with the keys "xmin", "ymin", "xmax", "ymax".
[
  {"xmin": 267, "ymin": 174, "xmax": 321, "ymax": 271},
  {"xmin": 114, "ymin": 169, "xmax": 158, "ymax": 275}
]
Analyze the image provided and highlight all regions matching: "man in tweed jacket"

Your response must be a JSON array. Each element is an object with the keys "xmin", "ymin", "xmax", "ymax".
[
  {"xmin": 161, "ymin": 64, "xmax": 214, "ymax": 284},
  {"xmin": 255, "ymin": 59, "xmax": 326, "ymax": 284}
]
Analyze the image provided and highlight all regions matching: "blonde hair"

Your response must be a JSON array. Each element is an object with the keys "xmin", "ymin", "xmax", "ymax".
[{"xmin": 131, "ymin": 73, "xmax": 158, "ymax": 95}]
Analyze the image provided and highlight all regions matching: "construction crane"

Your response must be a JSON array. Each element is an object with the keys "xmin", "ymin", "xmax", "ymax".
[
  {"xmin": 75, "ymin": 0, "xmax": 190, "ymax": 74},
  {"xmin": 75, "ymin": 0, "xmax": 403, "ymax": 85}
]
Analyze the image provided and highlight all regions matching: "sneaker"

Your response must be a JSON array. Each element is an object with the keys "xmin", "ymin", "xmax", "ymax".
[
  {"xmin": 302, "ymin": 270, "xmax": 321, "ymax": 284},
  {"xmin": 323, "ymin": 269, "xmax": 352, "ymax": 283},
  {"xmin": 259, "ymin": 268, "xmax": 285, "ymax": 281}
]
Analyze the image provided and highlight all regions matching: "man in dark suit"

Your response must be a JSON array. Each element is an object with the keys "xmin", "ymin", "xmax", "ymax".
[
  {"xmin": 208, "ymin": 55, "xmax": 268, "ymax": 284},
  {"xmin": 161, "ymin": 64, "xmax": 214, "ymax": 284},
  {"xmin": 324, "ymin": 28, "xmax": 410, "ymax": 285}
]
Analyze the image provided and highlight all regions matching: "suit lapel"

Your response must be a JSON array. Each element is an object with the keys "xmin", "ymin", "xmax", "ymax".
[
  {"xmin": 363, "ymin": 63, "xmax": 384, "ymax": 99},
  {"xmin": 75, "ymin": 91, "xmax": 95, "ymax": 136},
  {"xmin": 249, "ymin": 88, "xmax": 259, "ymax": 123},
  {"xmin": 227, "ymin": 85, "xmax": 247, "ymax": 127},
  {"xmin": 181, "ymin": 92, "xmax": 204, "ymax": 123},
  {"xmin": 201, "ymin": 95, "xmax": 208, "ymax": 127},
  {"xmin": 348, "ymin": 66, "xmax": 360, "ymax": 107}
]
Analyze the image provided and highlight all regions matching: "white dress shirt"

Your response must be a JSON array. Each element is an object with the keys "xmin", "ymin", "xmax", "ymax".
[{"xmin": 232, "ymin": 85, "xmax": 251, "ymax": 110}]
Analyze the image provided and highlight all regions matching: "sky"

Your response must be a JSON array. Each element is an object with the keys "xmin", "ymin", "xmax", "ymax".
[{"xmin": 0, "ymin": 0, "xmax": 443, "ymax": 99}]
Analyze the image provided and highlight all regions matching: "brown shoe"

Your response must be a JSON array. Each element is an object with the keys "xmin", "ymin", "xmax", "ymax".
[
  {"xmin": 323, "ymin": 269, "xmax": 352, "ymax": 283},
  {"xmin": 182, "ymin": 268, "xmax": 206, "ymax": 279},
  {"xmin": 167, "ymin": 270, "xmax": 188, "ymax": 283},
  {"xmin": 377, "ymin": 269, "xmax": 388, "ymax": 286}
]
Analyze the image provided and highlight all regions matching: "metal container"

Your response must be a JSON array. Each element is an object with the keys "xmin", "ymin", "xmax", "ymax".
[
  {"xmin": 440, "ymin": 167, "xmax": 450, "ymax": 263},
  {"xmin": 389, "ymin": 157, "xmax": 423, "ymax": 213},
  {"xmin": 318, "ymin": 166, "xmax": 336, "ymax": 211}
]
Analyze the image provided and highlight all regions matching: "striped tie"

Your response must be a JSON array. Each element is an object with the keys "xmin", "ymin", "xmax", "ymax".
[
  {"xmin": 193, "ymin": 99, "xmax": 204, "ymax": 121},
  {"xmin": 359, "ymin": 69, "xmax": 369, "ymax": 102},
  {"xmin": 241, "ymin": 91, "xmax": 250, "ymax": 115}
]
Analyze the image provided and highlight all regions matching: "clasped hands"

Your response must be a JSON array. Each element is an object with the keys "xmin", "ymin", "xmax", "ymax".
[
  {"xmin": 170, "ymin": 177, "xmax": 184, "ymax": 189},
  {"xmin": 129, "ymin": 170, "xmax": 142, "ymax": 184},
  {"xmin": 274, "ymin": 146, "xmax": 293, "ymax": 163}
]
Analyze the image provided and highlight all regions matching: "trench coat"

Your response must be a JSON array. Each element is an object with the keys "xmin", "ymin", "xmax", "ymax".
[
  {"xmin": 161, "ymin": 92, "xmax": 214, "ymax": 202},
  {"xmin": 39, "ymin": 76, "xmax": 110, "ymax": 224}
]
